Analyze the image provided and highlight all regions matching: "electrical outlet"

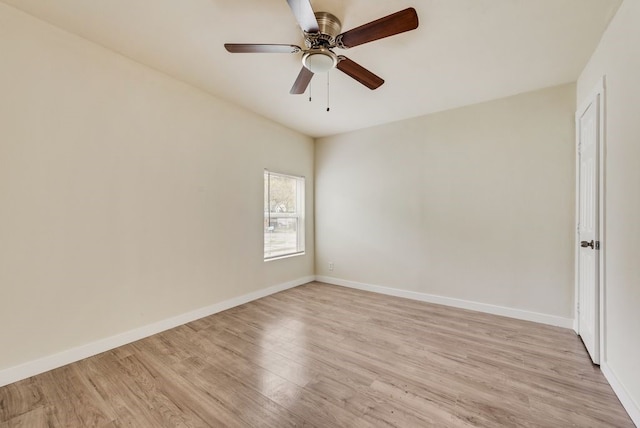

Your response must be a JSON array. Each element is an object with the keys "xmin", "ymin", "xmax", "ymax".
[{"xmin": 328, "ymin": 262, "xmax": 334, "ymax": 271}]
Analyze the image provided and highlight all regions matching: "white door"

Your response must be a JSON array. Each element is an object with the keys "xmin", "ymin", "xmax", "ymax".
[{"xmin": 576, "ymin": 93, "xmax": 600, "ymax": 364}]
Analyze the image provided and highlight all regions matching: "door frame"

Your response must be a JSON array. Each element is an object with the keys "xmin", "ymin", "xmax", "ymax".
[{"xmin": 574, "ymin": 76, "xmax": 606, "ymax": 364}]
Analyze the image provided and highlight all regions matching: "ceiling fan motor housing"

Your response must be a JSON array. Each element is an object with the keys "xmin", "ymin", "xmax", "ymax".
[
  {"xmin": 314, "ymin": 12, "xmax": 342, "ymax": 42},
  {"xmin": 304, "ymin": 12, "xmax": 341, "ymax": 48},
  {"xmin": 302, "ymin": 12, "xmax": 342, "ymax": 73}
]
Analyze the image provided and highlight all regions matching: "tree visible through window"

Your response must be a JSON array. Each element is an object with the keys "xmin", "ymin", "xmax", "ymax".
[{"xmin": 264, "ymin": 170, "xmax": 305, "ymax": 260}]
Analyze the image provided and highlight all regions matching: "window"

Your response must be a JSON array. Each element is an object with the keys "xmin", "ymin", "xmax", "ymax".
[{"xmin": 264, "ymin": 170, "xmax": 305, "ymax": 260}]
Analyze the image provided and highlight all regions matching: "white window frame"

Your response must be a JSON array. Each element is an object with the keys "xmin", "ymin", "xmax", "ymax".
[{"xmin": 264, "ymin": 170, "xmax": 305, "ymax": 261}]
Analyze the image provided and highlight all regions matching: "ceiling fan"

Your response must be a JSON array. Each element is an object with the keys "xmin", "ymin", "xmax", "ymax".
[{"xmin": 224, "ymin": 0, "xmax": 419, "ymax": 94}]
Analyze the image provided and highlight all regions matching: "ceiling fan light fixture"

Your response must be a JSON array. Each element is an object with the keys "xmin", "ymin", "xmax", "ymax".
[{"xmin": 302, "ymin": 48, "xmax": 337, "ymax": 73}]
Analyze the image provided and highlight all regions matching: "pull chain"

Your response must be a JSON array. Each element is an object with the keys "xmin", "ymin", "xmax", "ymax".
[
  {"xmin": 326, "ymin": 72, "xmax": 330, "ymax": 112},
  {"xmin": 308, "ymin": 79, "xmax": 312, "ymax": 102}
]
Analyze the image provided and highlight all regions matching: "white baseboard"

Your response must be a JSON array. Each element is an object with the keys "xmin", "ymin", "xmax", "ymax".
[
  {"xmin": 315, "ymin": 276, "xmax": 574, "ymax": 329},
  {"xmin": 0, "ymin": 276, "xmax": 314, "ymax": 388},
  {"xmin": 601, "ymin": 362, "xmax": 640, "ymax": 426}
]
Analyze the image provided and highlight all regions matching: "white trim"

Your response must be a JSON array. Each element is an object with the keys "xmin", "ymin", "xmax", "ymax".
[
  {"xmin": 576, "ymin": 76, "xmax": 605, "ymax": 116},
  {"xmin": 0, "ymin": 276, "xmax": 314, "ymax": 388},
  {"xmin": 574, "ymin": 75, "xmax": 607, "ymax": 363},
  {"xmin": 601, "ymin": 362, "xmax": 640, "ymax": 426},
  {"xmin": 263, "ymin": 168, "xmax": 305, "ymax": 180},
  {"xmin": 264, "ymin": 251, "xmax": 306, "ymax": 262},
  {"xmin": 315, "ymin": 276, "xmax": 573, "ymax": 329},
  {"xmin": 598, "ymin": 76, "xmax": 607, "ymax": 364}
]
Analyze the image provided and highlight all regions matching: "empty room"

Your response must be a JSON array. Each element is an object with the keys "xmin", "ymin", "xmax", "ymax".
[{"xmin": 1, "ymin": 0, "xmax": 639, "ymax": 426}]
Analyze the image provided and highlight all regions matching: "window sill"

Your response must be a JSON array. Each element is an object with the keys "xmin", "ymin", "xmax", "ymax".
[{"xmin": 264, "ymin": 251, "xmax": 305, "ymax": 262}]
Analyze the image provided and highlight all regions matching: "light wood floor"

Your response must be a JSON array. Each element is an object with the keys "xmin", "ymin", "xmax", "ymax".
[{"xmin": 0, "ymin": 282, "xmax": 633, "ymax": 427}]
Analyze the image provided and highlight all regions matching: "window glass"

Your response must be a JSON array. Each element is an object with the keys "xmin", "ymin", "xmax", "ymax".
[{"xmin": 264, "ymin": 171, "xmax": 305, "ymax": 260}]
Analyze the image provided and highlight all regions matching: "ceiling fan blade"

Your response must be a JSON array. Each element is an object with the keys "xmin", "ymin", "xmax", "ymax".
[
  {"xmin": 336, "ymin": 56, "xmax": 384, "ymax": 90},
  {"xmin": 224, "ymin": 44, "xmax": 301, "ymax": 53},
  {"xmin": 337, "ymin": 8, "xmax": 418, "ymax": 49},
  {"xmin": 286, "ymin": 0, "xmax": 319, "ymax": 33},
  {"xmin": 290, "ymin": 67, "xmax": 314, "ymax": 94}
]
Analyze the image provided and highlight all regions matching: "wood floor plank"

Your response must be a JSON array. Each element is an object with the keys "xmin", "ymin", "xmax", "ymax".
[
  {"xmin": 0, "ymin": 378, "xmax": 45, "ymax": 423},
  {"xmin": 34, "ymin": 365, "xmax": 114, "ymax": 427},
  {"xmin": 80, "ymin": 353, "xmax": 175, "ymax": 427},
  {"xmin": 0, "ymin": 282, "xmax": 634, "ymax": 427},
  {"xmin": 0, "ymin": 406, "xmax": 58, "ymax": 428}
]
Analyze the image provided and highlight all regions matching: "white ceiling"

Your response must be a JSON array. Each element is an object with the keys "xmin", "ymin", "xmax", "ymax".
[{"xmin": 2, "ymin": 0, "xmax": 621, "ymax": 137}]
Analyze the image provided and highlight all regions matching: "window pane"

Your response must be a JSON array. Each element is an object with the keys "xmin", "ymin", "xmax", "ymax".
[
  {"xmin": 264, "ymin": 171, "xmax": 304, "ymax": 260},
  {"xmin": 264, "ymin": 217, "xmax": 299, "ymax": 259},
  {"xmin": 268, "ymin": 174, "xmax": 296, "ymax": 214}
]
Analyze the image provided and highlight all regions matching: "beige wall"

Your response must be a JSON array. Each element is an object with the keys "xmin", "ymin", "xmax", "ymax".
[
  {"xmin": 0, "ymin": 4, "xmax": 314, "ymax": 371},
  {"xmin": 316, "ymin": 84, "xmax": 576, "ymax": 319},
  {"xmin": 577, "ymin": 0, "xmax": 640, "ymax": 417}
]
